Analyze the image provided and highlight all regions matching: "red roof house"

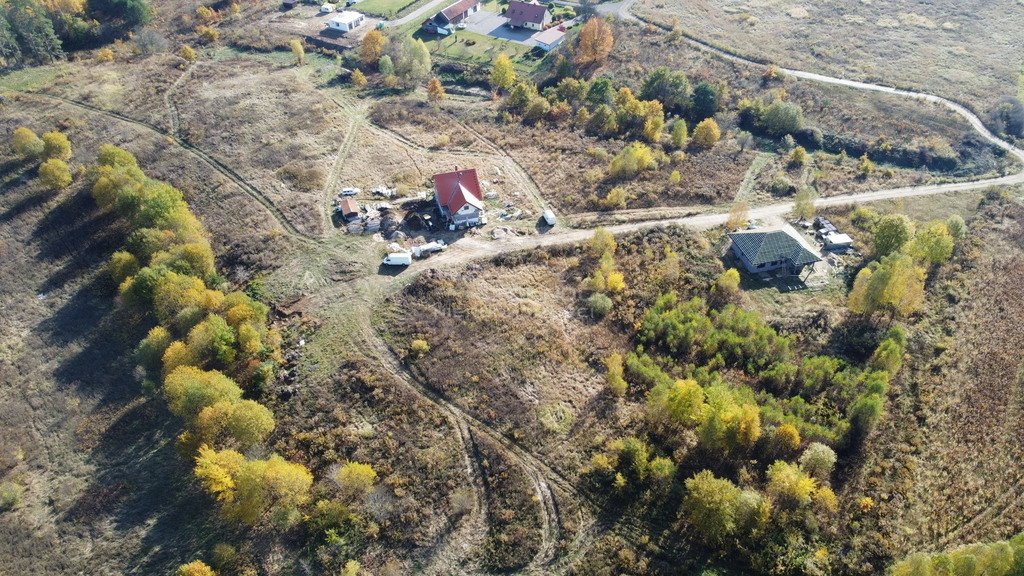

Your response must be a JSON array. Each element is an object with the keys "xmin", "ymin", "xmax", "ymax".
[
  {"xmin": 423, "ymin": 0, "xmax": 480, "ymax": 32},
  {"xmin": 506, "ymin": 0, "xmax": 550, "ymax": 30},
  {"xmin": 434, "ymin": 167, "xmax": 486, "ymax": 227}
]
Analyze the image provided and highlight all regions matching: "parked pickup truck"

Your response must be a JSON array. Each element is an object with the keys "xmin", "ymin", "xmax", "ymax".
[{"xmin": 412, "ymin": 240, "xmax": 446, "ymax": 258}]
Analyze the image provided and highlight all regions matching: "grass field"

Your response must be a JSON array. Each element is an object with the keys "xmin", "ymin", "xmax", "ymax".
[
  {"xmin": 634, "ymin": 0, "xmax": 1024, "ymax": 118},
  {"xmin": 836, "ymin": 191, "xmax": 1024, "ymax": 572},
  {"xmin": 356, "ymin": 0, "xmax": 436, "ymax": 19},
  {"xmin": 418, "ymin": 30, "xmax": 542, "ymax": 72}
]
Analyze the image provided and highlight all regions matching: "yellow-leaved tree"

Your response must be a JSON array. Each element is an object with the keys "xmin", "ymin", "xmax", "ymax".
[
  {"xmin": 574, "ymin": 18, "xmax": 613, "ymax": 69},
  {"xmin": 38, "ymin": 158, "xmax": 72, "ymax": 190},
  {"xmin": 289, "ymin": 39, "xmax": 305, "ymax": 66},
  {"xmin": 337, "ymin": 461, "xmax": 377, "ymax": 501},
  {"xmin": 177, "ymin": 560, "xmax": 216, "ymax": 576},
  {"xmin": 427, "ymin": 76, "xmax": 446, "ymax": 102},
  {"xmin": 12, "ymin": 127, "xmax": 44, "ymax": 159},
  {"xmin": 359, "ymin": 29, "xmax": 387, "ymax": 67},
  {"xmin": 195, "ymin": 447, "xmax": 313, "ymax": 527},
  {"xmin": 195, "ymin": 399, "xmax": 275, "ymax": 449},
  {"xmin": 691, "ymin": 118, "xmax": 721, "ymax": 149},
  {"xmin": 848, "ymin": 253, "xmax": 925, "ymax": 320},
  {"xmin": 351, "ymin": 68, "xmax": 367, "ymax": 88},
  {"xmin": 490, "ymin": 53, "xmax": 516, "ymax": 92}
]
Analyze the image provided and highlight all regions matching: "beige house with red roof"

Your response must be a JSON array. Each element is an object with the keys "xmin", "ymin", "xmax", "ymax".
[
  {"xmin": 506, "ymin": 0, "xmax": 550, "ymax": 30},
  {"xmin": 433, "ymin": 167, "xmax": 485, "ymax": 228}
]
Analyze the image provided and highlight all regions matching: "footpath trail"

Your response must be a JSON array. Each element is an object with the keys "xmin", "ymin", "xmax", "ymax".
[{"xmin": 16, "ymin": 91, "xmax": 321, "ymax": 243}]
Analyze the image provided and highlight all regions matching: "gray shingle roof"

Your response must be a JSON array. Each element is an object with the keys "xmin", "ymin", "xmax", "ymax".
[{"xmin": 729, "ymin": 230, "xmax": 820, "ymax": 267}]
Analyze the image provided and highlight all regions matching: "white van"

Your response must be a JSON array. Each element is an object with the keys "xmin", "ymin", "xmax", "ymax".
[
  {"xmin": 382, "ymin": 252, "xmax": 412, "ymax": 266},
  {"xmin": 542, "ymin": 209, "xmax": 557, "ymax": 227}
]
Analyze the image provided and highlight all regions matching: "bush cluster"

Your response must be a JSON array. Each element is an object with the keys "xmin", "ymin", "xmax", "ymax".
[{"xmin": 86, "ymin": 143, "xmax": 311, "ymax": 529}]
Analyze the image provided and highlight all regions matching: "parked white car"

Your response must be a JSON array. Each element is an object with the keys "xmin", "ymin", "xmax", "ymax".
[
  {"xmin": 412, "ymin": 240, "xmax": 446, "ymax": 258},
  {"xmin": 382, "ymin": 252, "xmax": 412, "ymax": 266},
  {"xmin": 341, "ymin": 187, "xmax": 360, "ymax": 196},
  {"xmin": 542, "ymin": 209, "xmax": 557, "ymax": 227},
  {"xmin": 320, "ymin": 3, "xmax": 335, "ymax": 13}
]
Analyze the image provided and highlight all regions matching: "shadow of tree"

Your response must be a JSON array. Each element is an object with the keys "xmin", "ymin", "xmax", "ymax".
[{"xmin": 24, "ymin": 187, "xmax": 234, "ymax": 573}]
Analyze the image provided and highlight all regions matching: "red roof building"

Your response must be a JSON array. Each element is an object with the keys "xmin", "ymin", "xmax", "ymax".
[
  {"xmin": 423, "ymin": 0, "xmax": 480, "ymax": 33},
  {"xmin": 337, "ymin": 198, "xmax": 360, "ymax": 221},
  {"xmin": 434, "ymin": 167, "xmax": 486, "ymax": 227},
  {"xmin": 441, "ymin": 0, "xmax": 479, "ymax": 21},
  {"xmin": 506, "ymin": 0, "xmax": 550, "ymax": 30}
]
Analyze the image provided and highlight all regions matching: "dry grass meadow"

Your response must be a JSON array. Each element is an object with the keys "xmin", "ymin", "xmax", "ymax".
[
  {"xmin": 634, "ymin": 0, "xmax": 1024, "ymax": 116},
  {"xmin": 835, "ymin": 193, "xmax": 1024, "ymax": 572}
]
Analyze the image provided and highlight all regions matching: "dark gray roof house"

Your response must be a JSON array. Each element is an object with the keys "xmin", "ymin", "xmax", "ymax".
[{"xmin": 728, "ymin": 228, "xmax": 820, "ymax": 275}]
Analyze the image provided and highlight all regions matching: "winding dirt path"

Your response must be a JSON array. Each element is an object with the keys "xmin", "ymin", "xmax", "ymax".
[{"xmin": 16, "ymin": 92, "xmax": 321, "ymax": 243}]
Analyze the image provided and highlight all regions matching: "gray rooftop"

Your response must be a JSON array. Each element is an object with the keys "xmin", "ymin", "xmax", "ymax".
[{"xmin": 729, "ymin": 229, "xmax": 820, "ymax": 268}]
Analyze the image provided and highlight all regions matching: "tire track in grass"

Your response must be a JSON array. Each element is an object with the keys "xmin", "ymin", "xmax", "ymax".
[
  {"xmin": 15, "ymin": 91, "xmax": 319, "ymax": 243},
  {"xmin": 164, "ymin": 62, "xmax": 204, "ymax": 138},
  {"xmin": 356, "ymin": 319, "xmax": 576, "ymax": 573}
]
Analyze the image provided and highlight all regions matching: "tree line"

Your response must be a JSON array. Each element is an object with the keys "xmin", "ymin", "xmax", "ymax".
[
  {"xmin": 0, "ymin": 0, "xmax": 150, "ymax": 66},
  {"xmin": 892, "ymin": 531, "xmax": 1024, "ymax": 576},
  {"xmin": 10, "ymin": 131, "xmax": 382, "ymax": 574}
]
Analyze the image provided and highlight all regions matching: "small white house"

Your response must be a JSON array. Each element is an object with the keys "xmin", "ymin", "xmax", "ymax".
[
  {"xmin": 532, "ymin": 26, "xmax": 566, "ymax": 51},
  {"xmin": 327, "ymin": 11, "xmax": 364, "ymax": 32}
]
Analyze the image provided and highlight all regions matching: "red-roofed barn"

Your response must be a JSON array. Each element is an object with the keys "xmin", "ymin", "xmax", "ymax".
[
  {"xmin": 506, "ymin": 0, "xmax": 550, "ymax": 30},
  {"xmin": 433, "ymin": 167, "xmax": 486, "ymax": 227},
  {"xmin": 422, "ymin": 0, "xmax": 480, "ymax": 34}
]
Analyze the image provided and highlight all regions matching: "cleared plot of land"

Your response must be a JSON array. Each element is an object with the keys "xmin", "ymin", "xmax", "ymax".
[
  {"xmin": 176, "ymin": 56, "xmax": 349, "ymax": 238},
  {"xmin": 634, "ymin": 0, "xmax": 1024, "ymax": 115},
  {"xmin": 380, "ymin": 227, "xmax": 723, "ymax": 475},
  {"xmin": 382, "ymin": 260, "xmax": 622, "ymax": 472}
]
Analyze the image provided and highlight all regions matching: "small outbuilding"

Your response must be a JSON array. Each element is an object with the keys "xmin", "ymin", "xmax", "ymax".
[
  {"xmin": 728, "ymin": 227, "xmax": 820, "ymax": 276},
  {"xmin": 337, "ymin": 198, "xmax": 360, "ymax": 221},
  {"xmin": 506, "ymin": 0, "xmax": 550, "ymax": 30},
  {"xmin": 327, "ymin": 11, "xmax": 365, "ymax": 32},
  {"xmin": 422, "ymin": 0, "xmax": 480, "ymax": 33},
  {"xmin": 532, "ymin": 26, "xmax": 566, "ymax": 51}
]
